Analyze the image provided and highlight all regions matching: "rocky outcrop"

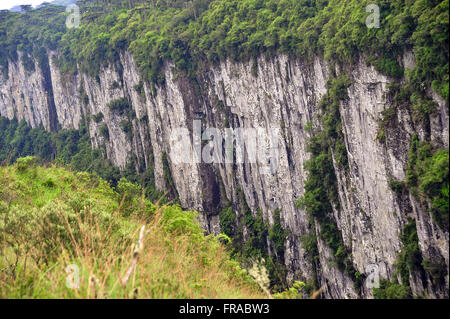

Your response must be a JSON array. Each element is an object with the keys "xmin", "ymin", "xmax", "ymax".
[{"xmin": 0, "ymin": 49, "xmax": 448, "ymax": 299}]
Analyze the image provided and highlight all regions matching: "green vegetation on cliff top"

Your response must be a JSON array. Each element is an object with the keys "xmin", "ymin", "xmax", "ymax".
[{"xmin": 0, "ymin": 0, "xmax": 448, "ymax": 101}]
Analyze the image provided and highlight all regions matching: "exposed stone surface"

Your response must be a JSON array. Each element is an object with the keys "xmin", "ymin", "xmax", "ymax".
[{"xmin": 0, "ymin": 50, "xmax": 448, "ymax": 298}]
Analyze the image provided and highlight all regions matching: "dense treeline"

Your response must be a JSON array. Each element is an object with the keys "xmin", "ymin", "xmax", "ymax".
[
  {"xmin": 0, "ymin": 1, "xmax": 448, "ymax": 100},
  {"xmin": 0, "ymin": 4, "xmax": 67, "ymax": 76},
  {"xmin": 0, "ymin": 116, "xmax": 118, "ymax": 180},
  {"xmin": 0, "ymin": 116, "xmax": 165, "ymax": 202}
]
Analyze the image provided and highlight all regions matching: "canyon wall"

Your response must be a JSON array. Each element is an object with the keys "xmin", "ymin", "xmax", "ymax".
[{"xmin": 0, "ymin": 50, "xmax": 448, "ymax": 298}]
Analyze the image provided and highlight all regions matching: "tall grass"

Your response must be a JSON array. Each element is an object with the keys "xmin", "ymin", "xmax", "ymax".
[{"xmin": 0, "ymin": 157, "xmax": 265, "ymax": 298}]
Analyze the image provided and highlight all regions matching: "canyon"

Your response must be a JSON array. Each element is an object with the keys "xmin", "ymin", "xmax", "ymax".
[{"xmin": 0, "ymin": 49, "xmax": 448, "ymax": 298}]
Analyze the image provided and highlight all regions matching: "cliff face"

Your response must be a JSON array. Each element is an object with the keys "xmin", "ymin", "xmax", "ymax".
[{"xmin": 0, "ymin": 50, "xmax": 448, "ymax": 298}]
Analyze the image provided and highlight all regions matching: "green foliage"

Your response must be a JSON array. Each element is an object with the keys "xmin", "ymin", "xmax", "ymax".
[
  {"xmin": 116, "ymin": 177, "xmax": 142, "ymax": 217},
  {"xmin": 388, "ymin": 179, "xmax": 406, "ymax": 195},
  {"xmin": 374, "ymin": 219, "xmax": 428, "ymax": 299},
  {"xmin": 0, "ymin": 116, "xmax": 167, "ymax": 202},
  {"xmin": 301, "ymin": 232, "xmax": 319, "ymax": 263},
  {"xmin": 0, "ymin": 161, "xmax": 264, "ymax": 298},
  {"xmin": 81, "ymin": 91, "xmax": 89, "ymax": 106},
  {"xmin": 160, "ymin": 205, "xmax": 204, "ymax": 243},
  {"xmin": 219, "ymin": 205, "xmax": 235, "ymax": 238},
  {"xmin": 99, "ymin": 123, "xmax": 110, "ymax": 140},
  {"xmin": 397, "ymin": 218, "xmax": 422, "ymax": 286},
  {"xmin": 406, "ymin": 135, "xmax": 449, "ymax": 229},
  {"xmin": 119, "ymin": 120, "xmax": 133, "ymax": 140},
  {"xmin": 14, "ymin": 156, "xmax": 37, "ymax": 173},
  {"xmin": 92, "ymin": 112, "xmax": 104, "ymax": 123},
  {"xmin": 268, "ymin": 209, "xmax": 287, "ymax": 259},
  {"xmin": 2, "ymin": 0, "xmax": 446, "ymax": 107},
  {"xmin": 107, "ymin": 97, "xmax": 132, "ymax": 116},
  {"xmin": 0, "ymin": 4, "xmax": 67, "ymax": 78},
  {"xmin": 297, "ymin": 73, "xmax": 363, "ymax": 290},
  {"xmin": 373, "ymin": 279, "xmax": 412, "ymax": 299},
  {"xmin": 0, "ymin": 162, "xmax": 128, "ymax": 266},
  {"xmin": 422, "ymin": 257, "xmax": 448, "ymax": 286},
  {"xmin": 369, "ymin": 56, "xmax": 404, "ymax": 79},
  {"xmin": 133, "ymin": 80, "xmax": 145, "ymax": 98},
  {"xmin": 376, "ymin": 105, "xmax": 396, "ymax": 143},
  {"xmin": 0, "ymin": 118, "xmax": 54, "ymax": 163},
  {"xmin": 0, "ymin": 0, "xmax": 448, "ymax": 298},
  {"xmin": 218, "ymin": 189, "xmax": 289, "ymax": 291},
  {"xmin": 243, "ymin": 209, "xmax": 268, "ymax": 259},
  {"xmin": 273, "ymin": 281, "xmax": 305, "ymax": 299}
]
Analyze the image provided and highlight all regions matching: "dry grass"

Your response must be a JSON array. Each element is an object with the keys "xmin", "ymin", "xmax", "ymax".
[{"xmin": 0, "ymin": 160, "xmax": 265, "ymax": 299}]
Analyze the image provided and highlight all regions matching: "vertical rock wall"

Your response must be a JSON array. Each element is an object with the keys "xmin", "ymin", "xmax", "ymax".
[{"xmin": 0, "ymin": 50, "xmax": 447, "ymax": 298}]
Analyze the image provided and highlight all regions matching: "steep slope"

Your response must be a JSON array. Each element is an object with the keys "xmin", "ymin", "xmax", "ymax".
[
  {"xmin": 0, "ymin": 0, "xmax": 448, "ymax": 298},
  {"xmin": 0, "ymin": 157, "xmax": 265, "ymax": 298}
]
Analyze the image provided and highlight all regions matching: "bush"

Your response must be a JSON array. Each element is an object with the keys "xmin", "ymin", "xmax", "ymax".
[
  {"xmin": 388, "ymin": 179, "xmax": 405, "ymax": 194},
  {"xmin": 394, "ymin": 219, "xmax": 423, "ymax": 288},
  {"xmin": 92, "ymin": 112, "xmax": 104, "ymax": 123},
  {"xmin": 116, "ymin": 177, "xmax": 142, "ymax": 217},
  {"xmin": 119, "ymin": 120, "xmax": 132, "ymax": 139},
  {"xmin": 133, "ymin": 81, "xmax": 145, "ymax": 98},
  {"xmin": 107, "ymin": 98, "xmax": 132, "ymax": 116},
  {"xmin": 15, "ymin": 156, "xmax": 37, "ymax": 173},
  {"xmin": 0, "ymin": 164, "xmax": 263, "ymax": 298},
  {"xmin": 219, "ymin": 205, "xmax": 235, "ymax": 237},
  {"xmin": 422, "ymin": 257, "xmax": 448, "ymax": 286},
  {"xmin": 406, "ymin": 135, "xmax": 449, "ymax": 229},
  {"xmin": 42, "ymin": 178, "xmax": 55, "ymax": 188},
  {"xmin": 373, "ymin": 279, "xmax": 412, "ymax": 299},
  {"xmin": 268, "ymin": 210, "xmax": 287, "ymax": 259},
  {"xmin": 99, "ymin": 124, "xmax": 110, "ymax": 140},
  {"xmin": 372, "ymin": 57, "xmax": 404, "ymax": 79},
  {"xmin": 273, "ymin": 281, "xmax": 305, "ymax": 299}
]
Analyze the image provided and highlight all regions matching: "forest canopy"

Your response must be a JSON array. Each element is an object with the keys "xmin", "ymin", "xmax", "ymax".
[{"xmin": 0, "ymin": 0, "xmax": 448, "ymax": 100}]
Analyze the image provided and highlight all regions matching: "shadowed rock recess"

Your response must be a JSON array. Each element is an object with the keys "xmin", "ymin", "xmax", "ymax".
[{"xmin": 0, "ymin": 1, "xmax": 448, "ymax": 299}]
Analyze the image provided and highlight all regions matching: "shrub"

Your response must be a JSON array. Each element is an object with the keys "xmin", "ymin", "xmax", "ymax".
[
  {"xmin": 372, "ymin": 57, "xmax": 404, "ymax": 79},
  {"xmin": 116, "ymin": 177, "xmax": 141, "ymax": 217},
  {"xmin": 406, "ymin": 135, "xmax": 449, "ymax": 229},
  {"xmin": 373, "ymin": 279, "xmax": 412, "ymax": 299},
  {"xmin": 99, "ymin": 124, "xmax": 110, "ymax": 140},
  {"xmin": 422, "ymin": 257, "xmax": 447, "ymax": 286},
  {"xmin": 119, "ymin": 120, "xmax": 132, "ymax": 139},
  {"xmin": 42, "ymin": 178, "xmax": 55, "ymax": 188},
  {"xmin": 92, "ymin": 112, "xmax": 104, "ymax": 123},
  {"xmin": 388, "ymin": 179, "xmax": 405, "ymax": 194},
  {"xmin": 219, "ymin": 205, "xmax": 235, "ymax": 237},
  {"xmin": 107, "ymin": 98, "xmax": 132, "ymax": 116},
  {"xmin": 133, "ymin": 81, "xmax": 145, "ymax": 98},
  {"xmin": 273, "ymin": 281, "xmax": 305, "ymax": 299},
  {"xmin": 268, "ymin": 210, "xmax": 287, "ymax": 259},
  {"xmin": 14, "ymin": 156, "xmax": 37, "ymax": 173}
]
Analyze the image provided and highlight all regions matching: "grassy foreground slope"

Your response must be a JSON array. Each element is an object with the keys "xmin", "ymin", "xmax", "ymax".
[{"xmin": 0, "ymin": 157, "xmax": 266, "ymax": 298}]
